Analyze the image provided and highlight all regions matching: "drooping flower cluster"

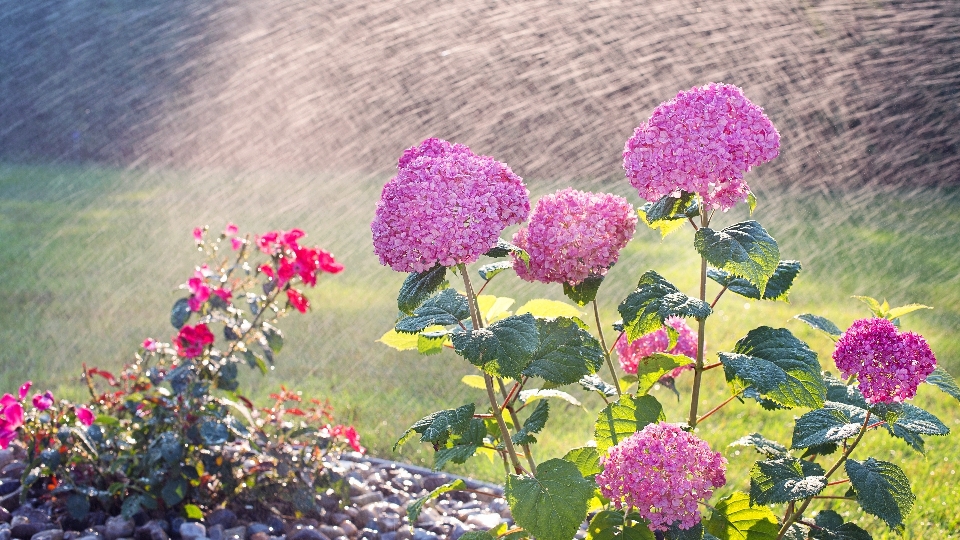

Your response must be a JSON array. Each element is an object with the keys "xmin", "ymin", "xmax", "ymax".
[
  {"xmin": 174, "ymin": 323, "xmax": 216, "ymax": 358},
  {"xmin": 833, "ymin": 317, "xmax": 937, "ymax": 404},
  {"xmin": 372, "ymin": 138, "xmax": 530, "ymax": 272},
  {"xmin": 615, "ymin": 316, "xmax": 697, "ymax": 378},
  {"xmin": 623, "ymin": 83, "xmax": 780, "ymax": 211},
  {"xmin": 512, "ymin": 189, "xmax": 637, "ymax": 285},
  {"xmin": 596, "ymin": 423, "xmax": 727, "ymax": 532}
]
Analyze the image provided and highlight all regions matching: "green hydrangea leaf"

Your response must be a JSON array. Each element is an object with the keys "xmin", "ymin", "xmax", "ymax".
[
  {"xmin": 519, "ymin": 388, "xmax": 582, "ymax": 407},
  {"xmin": 407, "ymin": 479, "xmax": 467, "ymax": 522},
  {"xmin": 485, "ymin": 239, "xmax": 530, "ymax": 266},
  {"xmin": 452, "ymin": 314, "xmax": 539, "ymax": 379},
  {"xmin": 885, "ymin": 403, "xmax": 949, "ymax": 453},
  {"xmin": 823, "ymin": 373, "xmax": 869, "ymax": 409},
  {"xmin": 666, "ymin": 522, "xmax": 705, "ymax": 540},
  {"xmin": 396, "ymin": 288, "xmax": 470, "ymax": 333},
  {"xmin": 594, "ymin": 395, "xmax": 665, "ymax": 453},
  {"xmin": 884, "ymin": 303, "xmax": 932, "ymax": 320},
  {"xmin": 729, "ymin": 433, "xmax": 788, "ymax": 458},
  {"xmin": 720, "ymin": 327, "xmax": 825, "ymax": 409},
  {"xmin": 579, "ymin": 374, "xmax": 619, "ymax": 398},
  {"xmin": 707, "ymin": 261, "xmax": 801, "ymax": 302},
  {"xmin": 810, "ymin": 510, "xmax": 872, "ymax": 540},
  {"xmin": 791, "ymin": 402, "xmax": 867, "ymax": 449},
  {"xmin": 635, "ymin": 353, "xmax": 693, "ymax": 395},
  {"xmin": 523, "ymin": 317, "xmax": 604, "ymax": 385},
  {"xmin": 512, "ymin": 400, "xmax": 549, "ymax": 445},
  {"xmin": 398, "ymin": 264, "xmax": 448, "ymax": 314},
  {"xmin": 434, "ymin": 418, "xmax": 487, "ymax": 470},
  {"xmin": 395, "ymin": 403, "xmax": 476, "ymax": 450},
  {"xmin": 478, "ymin": 261, "xmax": 513, "ymax": 281},
  {"xmin": 644, "ymin": 191, "xmax": 698, "ymax": 223},
  {"xmin": 845, "ymin": 458, "xmax": 915, "ymax": 532},
  {"xmin": 747, "ymin": 193, "xmax": 758, "ymax": 215},
  {"xmin": 563, "ymin": 274, "xmax": 606, "ymax": 306},
  {"xmin": 618, "ymin": 271, "xmax": 712, "ymax": 341},
  {"xmin": 704, "ymin": 492, "xmax": 779, "ymax": 540},
  {"xmin": 507, "ymin": 458, "xmax": 595, "ymax": 540},
  {"xmin": 695, "ymin": 221, "xmax": 779, "ymax": 294},
  {"xmin": 586, "ymin": 509, "xmax": 657, "ymax": 540},
  {"xmin": 793, "ymin": 314, "xmax": 842, "ymax": 341},
  {"xmin": 417, "ymin": 333, "xmax": 446, "ymax": 356},
  {"xmin": 925, "ymin": 367, "xmax": 960, "ymax": 404},
  {"xmin": 563, "ymin": 447, "xmax": 602, "ymax": 478},
  {"xmin": 750, "ymin": 457, "xmax": 826, "ymax": 505}
]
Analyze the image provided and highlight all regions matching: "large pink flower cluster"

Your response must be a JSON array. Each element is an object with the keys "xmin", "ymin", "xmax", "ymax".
[
  {"xmin": 623, "ymin": 83, "xmax": 780, "ymax": 211},
  {"xmin": 596, "ymin": 423, "xmax": 726, "ymax": 531},
  {"xmin": 372, "ymin": 138, "xmax": 530, "ymax": 272},
  {"xmin": 832, "ymin": 317, "xmax": 937, "ymax": 404},
  {"xmin": 512, "ymin": 189, "xmax": 637, "ymax": 285},
  {"xmin": 615, "ymin": 316, "xmax": 697, "ymax": 377}
]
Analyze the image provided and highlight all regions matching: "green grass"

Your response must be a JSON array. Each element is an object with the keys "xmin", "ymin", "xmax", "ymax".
[{"xmin": 1, "ymin": 163, "xmax": 958, "ymax": 538}]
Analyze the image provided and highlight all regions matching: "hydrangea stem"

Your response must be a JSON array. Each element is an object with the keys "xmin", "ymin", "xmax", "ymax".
[
  {"xmin": 688, "ymin": 255, "xmax": 708, "ymax": 429},
  {"xmin": 593, "ymin": 299, "xmax": 623, "ymax": 397},
  {"xmin": 498, "ymin": 378, "xmax": 538, "ymax": 475}
]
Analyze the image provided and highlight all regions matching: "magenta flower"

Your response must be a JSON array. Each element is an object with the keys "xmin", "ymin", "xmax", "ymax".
[
  {"xmin": 230, "ymin": 237, "xmax": 244, "ymax": 251},
  {"xmin": 596, "ymin": 423, "xmax": 726, "ymax": 532},
  {"xmin": 192, "ymin": 227, "xmax": 204, "ymax": 243},
  {"xmin": 187, "ymin": 274, "xmax": 211, "ymax": 312},
  {"xmin": 224, "ymin": 222, "xmax": 238, "ymax": 236},
  {"xmin": 18, "ymin": 381, "xmax": 31, "ymax": 401},
  {"xmin": 512, "ymin": 189, "xmax": 637, "ymax": 285},
  {"xmin": 833, "ymin": 318, "xmax": 937, "ymax": 404},
  {"xmin": 615, "ymin": 316, "xmax": 698, "ymax": 378},
  {"xmin": 32, "ymin": 391, "xmax": 54, "ymax": 411},
  {"xmin": 372, "ymin": 138, "xmax": 530, "ymax": 272},
  {"xmin": 623, "ymin": 83, "xmax": 780, "ymax": 211},
  {"xmin": 142, "ymin": 338, "xmax": 158, "ymax": 352},
  {"xmin": 76, "ymin": 406, "xmax": 95, "ymax": 427}
]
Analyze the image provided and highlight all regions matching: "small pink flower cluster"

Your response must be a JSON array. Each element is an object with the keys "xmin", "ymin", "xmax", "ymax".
[
  {"xmin": 256, "ymin": 228, "xmax": 344, "ymax": 313},
  {"xmin": 512, "ymin": 189, "xmax": 637, "ymax": 285},
  {"xmin": 372, "ymin": 138, "xmax": 530, "ymax": 272},
  {"xmin": 623, "ymin": 83, "xmax": 780, "ymax": 211},
  {"xmin": 174, "ymin": 323, "xmax": 216, "ymax": 358},
  {"xmin": 833, "ymin": 317, "xmax": 937, "ymax": 404},
  {"xmin": 596, "ymin": 423, "xmax": 727, "ymax": 532},
  {"xmin": 326, "ymin": 424, "xmax": 365, "ymax": 454},
  {"xmin": 615, "ymin": 316, "xmax": 697, "ymax": 377},
  {"xmin": 0, "ymin": 382, "xmax": 93, "ymax": 449},
  {"xmin": 187, "ymin": 265, "xmax": 231, "ymax": 312}
]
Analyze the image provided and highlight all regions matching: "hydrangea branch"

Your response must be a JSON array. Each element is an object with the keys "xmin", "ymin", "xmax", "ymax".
[
  {"xmin": 593, "ymin": 300, "xmax": 623, "ymax": 397},
  {"xmin": 688, "ymin": 209, "xmax": 710, "ymax": 428}
]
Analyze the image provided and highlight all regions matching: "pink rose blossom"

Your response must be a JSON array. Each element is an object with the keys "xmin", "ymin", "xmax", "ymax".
[
  {"xmin": 76, "ymin": 406, "xmax": 95, "ymax": 426},
  {"xmin": 192, "ymin": 227, "xmax": 204, "ymax": 243},
  {"xmin": 372, "ymin": 138, "xmax": 530, "ymax": 272},
  {"xmin": 18, "ymin": 382, "xmax": 31, "ymax": 401},
  {"xmin": 286, "ymin": 289, "xmax": 309, "ymax": 313},
  {"xmin": 596, "ymin": 423, "xmax": 726, "ymax": 532},
  {"xmin": 224, "ymin": 222, "xmax": 238, "ymax": 236},
  {"xmin": 142, "ymin": 338, "xmax": 158, "ymax": 352},
  {"xmin": 615, "ymin": 316, "xmax": 698, "ymax": 378},
  {"xmin": 833, "ymin": 318, "xmax": 937, "ymax": 404},
  {"xmin": 187, "ymin": 275, "xmax": 211, "ymax": 312},
  {"xmin": 213, "ymin": 288, "xmax": 232, "ymax": 301},
  {"xmin": 512, "ymin": 189, "xmax": 637, "ymax": 285},
  {"xmin": 174, "ymin": 323, "xmax": 216, "ymax": 358},
  {"xmin": 0, "ymin": 399, "xmax": 24, "ymax": 448},
  {"xmin": 329, "ymin": 424, "xmax": 365, "ymax": 454},
  {"xmin": 623, "ymin": 83, "xmax": 780, "ymax": 211},
  {"xmin": 231, "ymin": 237, "xmax": 244, "ymax": 250},
  {"xmin": 32, "ymin": 391, "xmax": 54, "ymax": 411}
]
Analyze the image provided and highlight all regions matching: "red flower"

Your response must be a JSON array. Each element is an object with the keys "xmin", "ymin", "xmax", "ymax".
[
  {"xmin": 213, "ymin": 288, "xmax": 232, "ymax": 301},
  {"xmin": 187, "ymin": 276, "xmax": 211, "ymax": 312},
  {"xmin": 76, "ymin": 407, "xmax": 95, "ymax": 427},
  {"xmin": 258, "ymin": 264, "xmax": 275, "ymax": 279},
  {"xmin": 174, "ymin": 323, "xmax": 216, "ymax": 358},
  {"xmin": 230, "ymin": 237, "xmax": 244, "ymax": 251},
  {"xmin": 286, "ymin": 289, "xmax": 309, "ymax": 313},
  {"xmin": 0, "ymin": 399, "xmax": 24, "ymax": 449},
  {"xmin": 257, "ymin": 231, "xmax": 279, "ymax": 253},
  {"xmin": 329, "ymin": 424, "xmax": 365, "ymax": 454}
]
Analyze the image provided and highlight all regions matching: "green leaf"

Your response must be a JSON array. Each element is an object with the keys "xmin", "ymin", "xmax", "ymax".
[
  {"xmin": 407, "ymin": 479, "xmax": 467, "ymax": 522},
  {"xmin": 704, "ymin": 492, "xmax": 779, "ymax": 540},
  {"xmin": 158, "ymin": 433, "xmax": 184, "ymax": 464},
  {"xmin": 885, "ymin": 303, "xmax": 932, "ymax": 320},
  {"xmin": 161, "ymin": 477, "xmax": 188, "ymax": 506},
  {"xmin": 810, "ymin": 510, "xmax": 872, "ymax": 540},
  {"xmin": 184, "ymin": 504, "xmax": 204, "ymax": 521},
  {"xmin": 477, "ymin": 295, "xmax": 515, "ymax": 323},
  {"xmin": 695, "ymin": 221, "xmax": 779, "ymax": 293},
  {"xmin": 434, "ymin": 444, "xmax": 480, "ymax": 470},
  {"xmin": 120, "ymin": 496, "xmax": 142, "ymax": 520},
  {"xmin": 791, "ymin": 402, "xmax": 867, "ymax": 449},
  {"xmin": 243, "ymin": 350, "xmax": 268, "ymax": 374},
  {"xmin": 519, "ymin": 388, "xmax": 582, "ymax": 407},
  {"xmin": 586, "ymin": 510, "xmax": 656, "ymax": 540},
  {"xmin": 395, "ymin": 403, "xmax": 476, "ymax": 450},
  {"xmin": 747, "ymin": 193, "xmax": 758, "ymax": 215},
  {"xmin": 479, "ymin": 261, "xmax": 513, "ymax": 281},
  {"xmin": 513, "ymin": 401, "xmax": 549, "ymax": 445},
  {"xmin": 516, "ymin": 299, "xmax": 582, "ymax": 319},
  {"xmin": 719, "ymin": 327, "xmax": 825, "ymax": 409},
  {"xmin": 579, "ymin": 374, "xmax": 619, "ymax": 397},
  {"xmin": 417, "ymin": 333, "xmax": 446, "ymax": 356},
  {"xmin": 594, "ymin": 395, "xmax": 665, "ymax": 453},
  {"xmin": 618, "ymin": 271, "xmax": 712, "ymax": 342},
  {"xmin": 729, "ymin": 433, "xmax": 788, "ymax": 458},
  {"xmin": 793, "ymin": 314, "xmax": 842, "ymax": 340},
  {"xmin": 523, "ymin": 317, "xmax": 604, "ymax": 385},
  {"xmin": 634, "ymin": 353, "xmax": 693, "ymax": 395},
  {"xmin": 823, "ymin": 373, "xmax": 869, "ymax": 409},
  {"xmin": 925, "ymin": 367, "xmax": 960, "ymax": 404},
  {"xmin": 750, "ymin": 457, "xmax": 826, "ymax": 505},
  {"xmin": 399, "ymin": 264, "xmax": 448, "ymax": 314},
  {"xmin": 396, "ymin": 289, "xmax": 470, "ymax": 334},
  {"xmin": 264, "ymin": 326, "xmax": 283, "ymax": 354},
  {"xmin": 852, "ymin": 296, "xmax": 884, "ymax": 317},
  {"xmin": 845, "ymin": 458, "xmax": 915, "ymax": 532},
  {"xmin": 638, "ymin": 192, "xmax": 699, "ymax": 239},
  {"xmin": 707, "ymin": 261, "xmax": 801, "ymax": 302},
  {"xmin": 170, "ymin": 297, "xmax": 191, "ymax": 329},
  {"xmin": 507, "ymin": 458, "xmax": 595, "ymax": 540},
  {"xmin": 886, "ymin": 403, "xmax": 949, "ymax": 453},
  {"xmin": 200, "ymin": 421, "xmax": 229, "ymax": 445},
  {"xmin": 666, "ymin": 522, "xmax": 706, "ymax": 540},
  {"xmin": 452, "ymin": 314, "xmax": 539, "ymax": 379},
  {"xmin": 563, "ymin": 274, "xmax": 606, "ymax": 306},
  {"xmin": 66, "ymin": 493, "xmax": 90, "ymax": 520},
  {"xmin": 563, "ymin": 447, "xmax": 602, "ymax": 478},
  {"xmin": 461, "ymin": 375, "xmax": 486, "ymax": 390},
  {"xmin": 485, "ymin": 239, "xmax": 530, "ymax": 266},
  {"xmin": 379, "ymin": 329, "xmax": 419, "ymax": 351}
]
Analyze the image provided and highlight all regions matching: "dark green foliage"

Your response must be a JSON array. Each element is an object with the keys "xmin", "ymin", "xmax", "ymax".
[
  {"xmin": 523, "ymin": 317, "xmax": 604, "ymax": 385},
  {"xmin": 396, "ymin": 288, "xmax": 470, "ymax": 333},
  {"xmin": 587, "ymin": 510, "xmax": 656, "ymax": 540},
  {"xmin": 512, "ymin": 401, "xmax": 549, "ymax": 445},
  {"xmin": 563, "ymin": 274, "xmax": 605, "ymax": 306},
  {"xmin": 507, "ymin": 459, "xmax": 595, "ymax": 540},
  {"xmin": 707, "ymin": 260, "xmax": 801, "ymax": 302},
  {"xmin": 792, "ymin": 402, "xmax": 867, "ymax": 449},
  {"xmin": 810, "ymin": 511, "xmax": 873, "ymax": 540},
  {"xmin": 579, "ymin": 374, "xmax": 619, "ymax": 397},
  {"xmin": 398, "ymin": 264, "xmax": 448, "ymax": 314},
  {"xmin": 478, "ymin": 261, "xmax": 513, "ymax": 281},
  {"xmin": 793, "ymin": 313, "xmax": 843, "ymax": 340},
  {"xmin": 452, "ymin": 314, "xmax": 539, "ymax": 379},
  {"xmin": 618, "ymin": 271, "xmax": 711, "ymax": 341},
  {"xmin": 395, "ymin": 403, "xmax": 476, "ymax": 449},
  {"xmin": 170, "ymin": 298, "xmax": 191, "ymax": 329},
  {"xmin": 407, "ymin": 479, "xmax": 467, "ymax": 522},
  {"xmin": 846, "ymin": 458, "xmax": 915, "ymax": 532},
  {"xmin": 926, "ymin": 367, "xmax": 960, "ymax": 404},
  {"xmin": 484, "ymin": 238, "xmax": 530, "ymax": 265},
  {"xmin": 749, "ymin": 457, "xmax": 826, "ymax": 505},
  {"xmin": 729, "ymin": 433, "xmax": 788, "ymax": 458},
  {"xmin": 694, "ymin": 221, "xmax": 780, "ymax": 293}
]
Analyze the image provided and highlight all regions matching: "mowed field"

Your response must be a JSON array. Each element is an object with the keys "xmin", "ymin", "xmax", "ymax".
[{"xmin": 1, "ymin": 164, "xmax": 958, "ymax": 537}]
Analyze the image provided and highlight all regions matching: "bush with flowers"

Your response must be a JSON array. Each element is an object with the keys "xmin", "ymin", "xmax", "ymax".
[
  {"xmin": 0, "ymin": 224, "xmax": 361, "ymax": 522},
  {"xmin": 376, "ymin": 83, "xmax": 959, "ymax": 540}
]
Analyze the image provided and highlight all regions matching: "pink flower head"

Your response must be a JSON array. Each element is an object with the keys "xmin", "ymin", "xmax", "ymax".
[
  {"xmin": 596, "ymin": 423, "xmax": 726, "ymax": 532},
  {"xmin": 76, "ymin": 406, "xmax": 95, "ymax": 426},
  {"xmin": 230, "ymin": 237, "xmax": 244, "ymax": 251},
  {"xmin": 193, "ymin": 227, "xmax": 204, "ymax": 243},
  {"xmin": 833, "ymin": 318, "xmax": 937, "ymax": 404},
  {"xmin": 615, "ymin": 316, "xmax": 698, "ymax": 378},
  {"xmin": 286, "ymin": 289, "xmax": 309, "ymax": 313},
  {"xmin": 623, "ymin": 83, "xmax": 780, "ymax": 211},
  {"xmin": 142, "ymin": 338, "xmax": 158, "ymax": 352},
  {"xmin": 372, "ymin": 138, "xmax": 530, "ymax": 272},
  {"xmin": 512, "ymin": 189, "xmax": 637, "ymax": 285},
  {"xmin": 187, "ymin": 275, "xmax": 211, "ymax": 312},
  {"xmin": 174, "ymin": 323, "xmax": 216, "ymax": 358},
  {"xmin": 18, "ymin": 382, "xmax": 31, "ymax": 400},
  {"xmin": 224, "ymin": 222, "xmax": 238, "ymax": 236},
  {"xmin": 32, "ymin": 391, "xmax": 54, "ymax": 411},
  {"xmin": 329, "ymin": 424, "xmax": 365, "ymax": 454}
]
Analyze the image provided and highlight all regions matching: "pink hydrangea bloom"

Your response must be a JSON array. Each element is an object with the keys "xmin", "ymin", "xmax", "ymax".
[
  {"xmin": 512, "ymin": 189, "xmax": 637, "ymax": 285},
  {"xmin": 372, "ymin": 138, "xmax": 530, "ymax": 272},
  {"xmin": 833, "ymin": 318, "xmax": 937, "ymax": 404},
  {"xmin": 615, "ymin": 316, "xmax": 697, "ymax": 378},
  {"xmin": 596, "ymin": 423, "xmax": 726, "ymax": 532},
  {"xmin": 623, "ymin": 83, "xmax": 780, "ymax": 211}
]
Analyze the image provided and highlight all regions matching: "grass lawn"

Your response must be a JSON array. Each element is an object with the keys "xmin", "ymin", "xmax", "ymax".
[{"xmin": 1, "ymin": 163, "xmax": 958, "ymax": 538}]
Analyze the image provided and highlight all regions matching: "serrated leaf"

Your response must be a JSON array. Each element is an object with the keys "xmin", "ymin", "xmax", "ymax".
[
  {"xmin": 704, "ymin": 492, "xmax": 779, "ymax": 540},
  {"xmin": 461, "ymin": 375, "xmax": 487, "ymax": 390},
  {"xmin": 707, "ymin": 261, "xmax": 801, "ymax": 302},
  {"xmin": 396, "ymin": 289, "xmax": 470, "ymax": 334},
  {"xmin": 845, "ymin": 458, "xmax": 915, "ymax": 532},
  {"xmin": 810, "ymin": 510, "xmax": 872, "ymax": 540},
  {"xmin": 885, "ymin": 303, "xmax": 932, "ymax": 320},
  {"xmin": 666, "ymin": 522, "xmax": 705, "ymax": 540},
  {"xmin": 794, "ymin": 314, "xmax": 842, "ymax": 340},
  {"xmin": 434, "ymin": 444, "xmax": 480, "ymax": 470},
  {"xmin": 886, "ymin": 403, "xmax": 949, "ymax": 453},
  {"xmin": 512, "ymin": 400, "xmax": 549, "ymax": 445},
  {"xmin": 418, "ymin": 333, "xmax": 446, "ymax": 355},
  {"xmin": 925, "ymin": 367, "xmax": 960, "ymax": 404},
  {"xmin": 161, "ymin": 477, "xmax": 188, "ymax": 506},
  {"xmin": 523, "ymin": 317, "xmax": 604, "ymax": 385},
  {"xmin": 158, "ymin": 432, "xmax": 184, "ymax": 464},
  {"xmin": 516, "ymin": 299, "xmax": 583, "ymax": 319},
  {"xmin": 594, "ymin": 395, "xmax": 665, "ymax": 453},
  {"xmin": 379, "ymin": 329, "xmax": 419, "ymax": 351},
  {"xmin": 120, "ymin": 496, "xmax": 142, "ymax": 520},
  {"xmin": 695, "ymin": 221, "xmax": 779, "ymax": 293},
  {"xmin": 719, "ymin": 327, "xmax": 825, "ymax": 409},
  {"xmin": 579, "ymin": 374, "xmax": 619, "ymax": 397},
  {"xmin": 171, "ymin": 297, "xmax": 191, "ymax": 329},
  {"xmin": 395, "ymin": 403, "xmax": 476, "ymax": 450},
  {"xmin": 634, "ymin": 353, "xmax": 693, "ymax": 395},
  {"xmin": 485, "ymin": 239, "xmax": 530, "ymax": 265},
  {"xmin": 729, "ymin": 433, "xmax": 788, "ymax": 458},
  {"xmin": 750, "ymin": 457, "xmax": 826, "ymax": 505},
  {"xmin": 452, "ymin": 314, "xmax": 539, "ymax": 379},
  {"xmin": 852, "ymin": 296, "xmax": 883, "ymax": 317},
  {"xmin": 519, "ymin": 388, "xmax": 582, "ymax": 407},
  {"xmin": 586, "ymin": 510, "xmax": 656, "ymax": 540},
  {"xmin": 200, "ymin": 421, "xmax": 229, "ymax": 445},
  {"xmin": 639, "ymin": 192, "xmax": 699, "ymax": 239},
  {"xmin": 618, "ymin": 271, "xmax": 712, "ymax": 341},
  {"xmin": 563, "ymin": 274, "xmax": 606, "ymax": 306},
  {"xmin": 792, "ymin": 402, "xmax": 867, "ymax": 449},
  {"xmin": 563, "ymin": 447, "xmax": 602, "ymax": 478},
  {"xmin": 823, "ymin": 373, "xmax": 869, "ymax": 409},
  {"xmin": 399, "ymin": 264, "xmax": 448, "ymax": 314},
  {"xmin": 479, "ymin": 261, "xmax": 513, "ymax": 281},
  {"xmin": 507, "ymin": 458, "xmax": 595, "ymax": 540}
]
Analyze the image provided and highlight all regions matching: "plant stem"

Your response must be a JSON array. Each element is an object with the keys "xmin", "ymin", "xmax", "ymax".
[
  {"xmin": 498, "ymin": 378, "xmax": 537, "ymax": 475},
  {"xmin": 688, "ymin": 254, "xmax": 709, "ymax": 428},
  {"xmin": 710, "ymin": 285, "xmax": 728, "ymax": 308},
  {"xmin": 696, "ymin": 390, "xmax": 742, "ymax": 425},
  {"xmin": 593, "ymin": 299, "xmax": 622, "ymax": 397}
]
